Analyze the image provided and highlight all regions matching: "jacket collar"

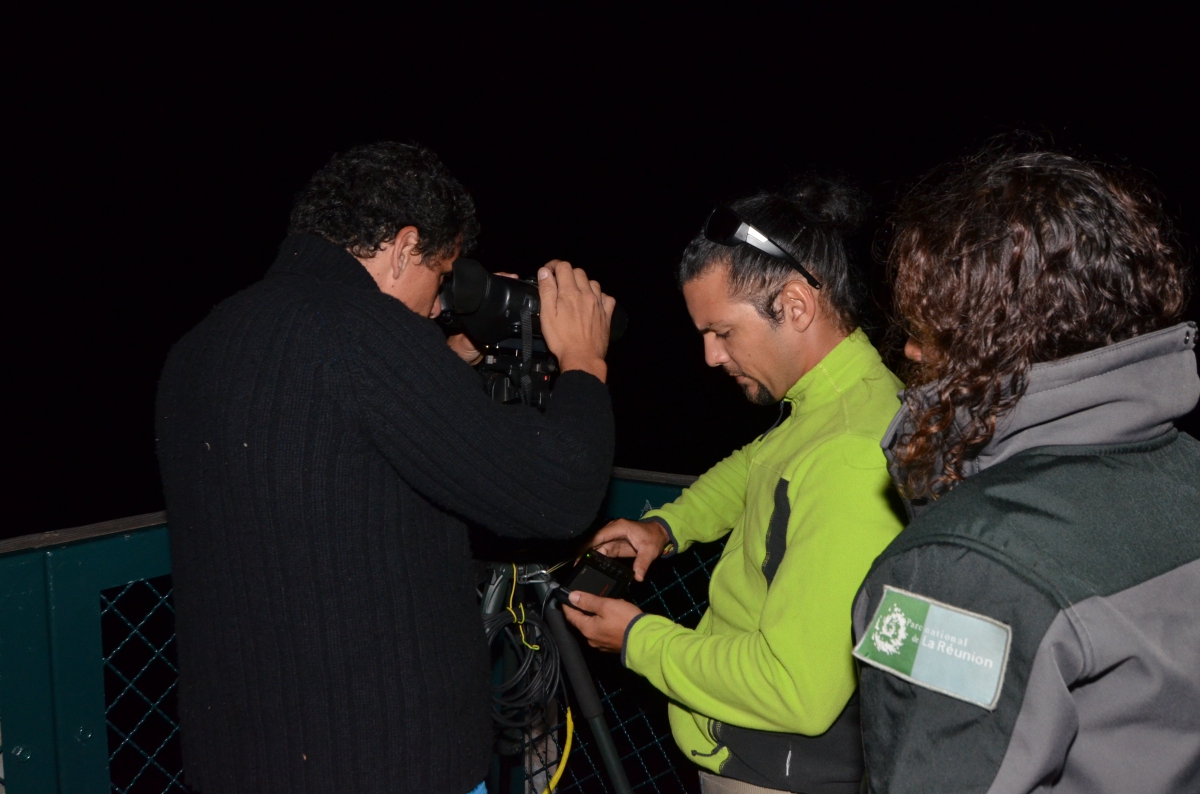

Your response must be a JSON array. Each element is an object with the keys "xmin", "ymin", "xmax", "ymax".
[
  {"xmin": 884, "ymin": 321, "xmax": 1199, "ymax": 500},
  {"xmin": 783, "ymin": 328, "xmax": 882, "ymax": 414},
  {"xmin": 265, "ymin": 233, "xmax": 379, "ymax": 291}
]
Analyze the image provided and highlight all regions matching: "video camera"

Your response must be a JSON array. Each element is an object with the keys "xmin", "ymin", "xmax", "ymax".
[{"xmin": 438, "ymin": 258, "xmax": 627, "ymax": 409}]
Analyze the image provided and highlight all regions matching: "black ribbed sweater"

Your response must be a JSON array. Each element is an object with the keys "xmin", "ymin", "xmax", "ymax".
[{"xmin": 156, "ymin": 234, "xmax": 614, "ymax": 794}]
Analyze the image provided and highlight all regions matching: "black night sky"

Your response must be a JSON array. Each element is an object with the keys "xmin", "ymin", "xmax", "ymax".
[{"xmin": 7, "ymin": 7, "xmax": 1198, "ymax": 539}]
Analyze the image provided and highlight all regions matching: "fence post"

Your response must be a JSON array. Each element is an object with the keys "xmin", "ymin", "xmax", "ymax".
[{"xmin": 0, "ymin": 550, "xmax": 61, "ymax": 793}]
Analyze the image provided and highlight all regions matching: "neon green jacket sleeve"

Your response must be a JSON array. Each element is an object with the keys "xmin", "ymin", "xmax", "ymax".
[
  {"xmin": 626, "ymin": 434, "xmax": 902, "ymax": 734},
  {"xmin": 643, "ymin": 445, "xmax": 750, "ymax": 553}
]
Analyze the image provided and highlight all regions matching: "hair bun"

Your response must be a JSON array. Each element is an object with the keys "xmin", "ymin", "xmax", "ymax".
[{"xmin": 787, "ymin": 176, "xmax": 868, "ymax": 233}]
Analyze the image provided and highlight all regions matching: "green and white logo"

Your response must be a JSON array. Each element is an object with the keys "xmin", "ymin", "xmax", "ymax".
[
  {"xmin": 872, "ymin": 603, "xmax": 910, "ymax": 655},
  {"xmin": 853, "ymin": 586, "xmax": 1011, "ymax": 710}
]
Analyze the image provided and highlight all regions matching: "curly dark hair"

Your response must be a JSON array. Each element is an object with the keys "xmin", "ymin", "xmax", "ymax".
[
  {"xmin": 288, "ymin": 142, "xmax": 480, "ymax": 262},
  {"xmin": 679, "ymin": 176, "xmax": 869, "ymax": 334},
  {"xmin": 890, "ymin": 149, "xmax": 1192, "ymax": 498}
]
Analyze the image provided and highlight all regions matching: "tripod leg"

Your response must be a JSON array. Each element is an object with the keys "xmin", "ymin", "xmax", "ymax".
[{"xmin": 544, "ymin": 602, "xmax": 635, "ymax": 794}]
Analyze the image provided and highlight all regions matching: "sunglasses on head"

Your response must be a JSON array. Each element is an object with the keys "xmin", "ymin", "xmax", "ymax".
[{"xmin": 703, "ymin": 206, "xmax": 822, "ymax": 290}]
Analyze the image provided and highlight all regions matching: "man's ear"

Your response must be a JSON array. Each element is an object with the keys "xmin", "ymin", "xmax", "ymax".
[
  {"xmin": 779, "ymin": 280, "xmax": 817, "ymax": 333},
  {"xmin": 390, "ymin": 226, "xmax": 422, "ymax": 280}
]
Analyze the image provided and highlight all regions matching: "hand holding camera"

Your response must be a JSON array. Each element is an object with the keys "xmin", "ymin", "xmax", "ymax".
[
  {"xmin": 537, "ymin": 260, "xmax": 616, "ymax": 382},
  {"xmin": 439, "ymin": 258, "xmax": 626, "ymax": 408}
]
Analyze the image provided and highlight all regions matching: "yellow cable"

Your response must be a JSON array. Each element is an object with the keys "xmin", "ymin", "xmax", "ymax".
[
  {"xmin": 507, "ymin": 564, "xmax": 540, "ymax": 650},
  {"xmin": 541, "ymin": 707, "xmax": 573, "ymax": 794},
  {"xmin": 501, "ymin": 564, "xmax": 568, "ymax": 791}
]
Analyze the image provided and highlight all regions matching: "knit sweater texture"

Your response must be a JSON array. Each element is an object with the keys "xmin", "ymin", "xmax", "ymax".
[{"xmin": 155, "ymin": 234, "xmax": 614, "ymax": 794}]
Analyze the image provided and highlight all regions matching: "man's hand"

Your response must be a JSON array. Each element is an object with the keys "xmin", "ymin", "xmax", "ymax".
[
  {"xmin": 561, "ymin": 590, "xmax": 643, "ymax": 653},
  {"xmin": 537, "ymin": 260, "xmax": 616, "ymax": 383},
  {"xmin": 590, "ymin": 519, "xmax": 670, "ymax": 581},
  {"xmin": 446, "ymin": 333, "xmax": 483, "ymax": 365}
]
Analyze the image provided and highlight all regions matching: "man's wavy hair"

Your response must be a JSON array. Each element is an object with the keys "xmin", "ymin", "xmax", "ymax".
[
  {"xmin": 890, "ymin": 149, "xmax": 1191, "ymax": 499},
  {"xmin": 289, "ymin": 142, "xmax": 480, "ymax": 263}
]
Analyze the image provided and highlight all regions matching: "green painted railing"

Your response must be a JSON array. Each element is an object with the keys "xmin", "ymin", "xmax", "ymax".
[{"xmin": 0, "ymin": 468, "xmax": 697, "ymax": 794}]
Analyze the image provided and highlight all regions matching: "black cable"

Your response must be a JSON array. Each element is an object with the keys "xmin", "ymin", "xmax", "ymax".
[
  {"xmin": 485, "ymin": 605, "xmax": 562, "ymax": 729},
  {"xmin": 485, "ymin": 576, "xmax": 634, "ymax": 793}
]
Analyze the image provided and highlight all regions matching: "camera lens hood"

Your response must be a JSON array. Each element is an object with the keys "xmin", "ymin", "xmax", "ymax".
[{"xmin": 449, "ymin": 257, "xmax": 490, "ymax": 314}]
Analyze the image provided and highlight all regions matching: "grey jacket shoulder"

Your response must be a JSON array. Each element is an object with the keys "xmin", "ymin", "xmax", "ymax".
[
  {"xmin": 869, "ymin": 431, "xmax": 1200, "ymax": 605},
  {"xmin": 854, "ymin": 433, "xmax": 1200, "ymax": 794}
]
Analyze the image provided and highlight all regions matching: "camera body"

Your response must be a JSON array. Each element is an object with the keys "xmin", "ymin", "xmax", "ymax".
[
  {"xmin": 438, "ymin": 258, "xmax": 625, "ymax": 410},
  {"xmin": 438, "ymin": 258, "xmax": 544, "ymax": 344},
  {"xmin": 475, "ymin": 340, "xmax": 558, "ymax": 409},
  {"xmin": 438, "ymin": 258, "xmax": 555, "ymax": 408}
]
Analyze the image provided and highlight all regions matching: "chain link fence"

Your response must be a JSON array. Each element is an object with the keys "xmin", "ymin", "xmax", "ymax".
[{"xmin": 100, "ymin": 575, "xmax": 186, "ymax": 794}]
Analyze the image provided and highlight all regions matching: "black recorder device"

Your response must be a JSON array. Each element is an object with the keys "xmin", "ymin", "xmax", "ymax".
[{"xmin": 551, "ymin": 550, "xmax": 635, "ymax": 613}]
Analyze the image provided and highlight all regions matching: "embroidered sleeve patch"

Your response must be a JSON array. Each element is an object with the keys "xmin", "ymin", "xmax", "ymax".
[{"xmin": 853, "ymin": 586, "xmax": 1012, "ymax": 710}]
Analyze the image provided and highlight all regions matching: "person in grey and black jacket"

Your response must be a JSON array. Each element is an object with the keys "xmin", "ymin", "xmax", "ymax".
[{"xmin": 852, "ymin": 149, "xmax": 1200, "ymax": 793}]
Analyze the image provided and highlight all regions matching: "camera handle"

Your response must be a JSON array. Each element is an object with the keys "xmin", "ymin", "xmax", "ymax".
[{"xmin": 533, "ymin": 581, "xmax": 634, "ymax": 794}]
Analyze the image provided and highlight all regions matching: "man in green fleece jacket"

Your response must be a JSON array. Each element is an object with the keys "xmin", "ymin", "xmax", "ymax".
[{"xmin": 564, "ymin": 180, "xmax": 905, "ymax": 794}]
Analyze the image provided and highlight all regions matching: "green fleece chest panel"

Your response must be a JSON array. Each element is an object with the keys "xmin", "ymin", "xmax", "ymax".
[{"xmin": 853, "ymin": 587, "xmax": 1012, "ymax": 710}]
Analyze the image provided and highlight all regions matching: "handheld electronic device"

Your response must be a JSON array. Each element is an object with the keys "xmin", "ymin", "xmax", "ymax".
[{"xmin": 550, "ymin": 550, "xmax": 635, "ymax": 611}]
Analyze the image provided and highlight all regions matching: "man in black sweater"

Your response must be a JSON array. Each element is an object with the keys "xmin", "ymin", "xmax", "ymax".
[{"xmin": 156, "ymin": 143, "xmax": 617, "ymax": 794}]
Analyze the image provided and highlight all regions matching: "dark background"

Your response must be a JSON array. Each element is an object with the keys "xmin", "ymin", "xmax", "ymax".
[{"xmin": 7, "ymin": 7, "xmax": 1198, "ymax": 539}]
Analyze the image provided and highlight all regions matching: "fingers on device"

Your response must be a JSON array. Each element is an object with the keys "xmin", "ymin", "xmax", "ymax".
[{"xmin": 552, "ymin": 550, "xmax": 635, "ymax": 611}]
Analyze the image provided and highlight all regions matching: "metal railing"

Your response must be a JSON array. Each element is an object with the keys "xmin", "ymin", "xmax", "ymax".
[
  {"xmin": 0, "ymin": 512, "xmax": 174, "ymax": 794},
  {"xmin": 0, "ymin": 468, "xmax": 719, "ymax": 794}
]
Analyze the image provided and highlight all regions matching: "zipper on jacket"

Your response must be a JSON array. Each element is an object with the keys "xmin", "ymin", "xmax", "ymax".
[
  {"xmin": 691, "ymin": 719, "xmax": 726, "ymax": 759},
  {"xmin": 757, "ymin": 401, "xmax": 793, "ymax": 442}
]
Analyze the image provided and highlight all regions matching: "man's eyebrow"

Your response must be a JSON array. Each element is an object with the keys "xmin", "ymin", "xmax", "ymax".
[{"xmin": 696, "ymin": 321, "xmax": 728, "ymax": 334}]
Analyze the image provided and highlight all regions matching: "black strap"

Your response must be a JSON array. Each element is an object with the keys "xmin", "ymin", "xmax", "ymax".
[{"xmin": 519, "ymin": 306, "xmax": 534, "ymax": 405}]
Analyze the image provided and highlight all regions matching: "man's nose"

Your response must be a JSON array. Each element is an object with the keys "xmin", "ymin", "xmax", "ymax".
[{"xmin": 703, "ymin": 336, "xmax": 728, "ymax": 368}]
